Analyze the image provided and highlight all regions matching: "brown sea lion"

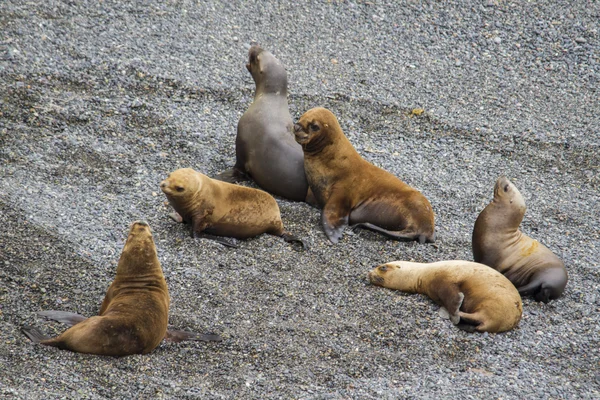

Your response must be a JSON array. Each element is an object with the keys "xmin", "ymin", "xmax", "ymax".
[
  {"xmin": 22, "ymin": 221, "xmax": 221, "ymax": 356},
  {"xmin": 215, "ymin": 44, "xmax": 310, "ymax": 203},
  {"xmin": 161, "ymin": 168, "xmax": 305, "ymax": 248},
  {"xmin": 472, "ymin": 176, "xmax": 568, "ymax": 303},
  {"xmin": 368, "ymin": 260, "xmax": 523, "ymax": 333},
  {"xmin": 293, "ymin": 107, "xmax": 435, "ymax": 244}
]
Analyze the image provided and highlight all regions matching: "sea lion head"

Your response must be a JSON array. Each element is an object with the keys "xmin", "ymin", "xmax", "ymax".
[
  {"xmin": 293, "ymin": 107, "xmax": 340, "ymax": 152},
  {"xmin": 160, "ymin": 168, "xmax": 200, "ymax": 200},
  {"xmin": 367, "ymin": 263, "xmax": 399, "ymax": 287},
  {"xmin": 246, "ymin": 45, "xmax": 287, "ymax": 94},
  {"xmin": 493, "ymin": 176, "xmax": 526, "ymax": 213},
  {"xmin": 117, "ymin": 220, "xmax": 159, "ymax": 275}
]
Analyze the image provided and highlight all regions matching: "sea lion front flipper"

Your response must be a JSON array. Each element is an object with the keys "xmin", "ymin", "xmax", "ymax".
[
  {"xmin": 280, "ymin": 231, "xmax": 309, "ymax": 250},
  {"xmin": 22, "ymin": 326, "xmax": 51, "ymax": 343},
  {"xmin": 193, "ymin": 231, "xmax": 239, "ymax": 248},
  {"xmin": 429, "ymin": 279, "xmax": 464, "ymax": 324},
  {"xmin": 213, "ymin": 167, "xmax": 249, "ymax": 183},
  {"xmin": 169, "ymin": 211, "xmax": 184, "ymax": 223},
  {"xmin": 321, "ymin": 200, "xmax": 350, "ymax": 244},
  {"xmin": 350, "ymin": 222, "xmax": 425, "ymax": 242},
  {"xmin": 37, "ymin": 310, "xmax": 88, "ymax": 327},
  {"xmin": 164, "ymin": 329, "xmax": 222, "ymax": 343}
]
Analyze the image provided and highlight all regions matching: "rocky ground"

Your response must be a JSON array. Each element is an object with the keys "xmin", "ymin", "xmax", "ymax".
[{"xmin": 1, "ymin": 1, "xmax": 599, "ymax": 399}]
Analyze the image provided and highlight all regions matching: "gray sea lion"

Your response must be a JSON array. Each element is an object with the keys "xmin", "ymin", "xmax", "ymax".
[
  {"xmin": 472, "ymin": 176, "xmax": 568, "ymax": 303},
  {"xmin": 368, "ymin": 260, "xmax": 523, "ymax": 333},
  {"xmin": 216, "ymin": 44, "xmax": 310, "ymax": 202},
  {"xmin": 294, "ymin": 107, "xmax": 435, "ymax": 244},
  {"xmin": 22, "ymin": 221, "xmax": 221, "ymax": 356}
]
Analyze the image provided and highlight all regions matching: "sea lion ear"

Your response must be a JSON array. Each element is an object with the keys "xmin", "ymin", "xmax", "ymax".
[{"xmin": 324, "ymin": 123, "xmax": 329, "ymax": 128}]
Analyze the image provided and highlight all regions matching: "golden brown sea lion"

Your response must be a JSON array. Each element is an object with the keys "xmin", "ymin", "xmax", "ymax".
[
  {"xmin": 294, "ymin": 107, "xmax": 435, "ymax": 244},
  {"xmin": 368, "ymin": 260, "xmax": 523, "ymax": 333},
  {"xmin": 161, "ymin": 168, "xmax": 305, "ymax": 248},
  {"xmin": 22, "ymin": 221, "xmax": 221, "ymax": 356},
  {"xmin": 216, "ymin": 44, "xmax": 310, "ymax": 203},
  {"xmin": 472, "ymin": 176, "xmax": 568, "ymax": 303}
]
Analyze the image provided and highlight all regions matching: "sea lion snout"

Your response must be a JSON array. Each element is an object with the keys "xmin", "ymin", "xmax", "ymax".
[
  {"xmin": 293, "ymin": 123, "xmax": 309, "ymax": 144},
  {"xmin": 367, "ymin": 269, "xmax": 385, "ymax": 286}
]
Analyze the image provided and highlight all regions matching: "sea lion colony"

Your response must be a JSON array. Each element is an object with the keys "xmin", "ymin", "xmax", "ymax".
[{"xmin": 21, "ymin": 44, "xmax": 568, "ymax": 353}]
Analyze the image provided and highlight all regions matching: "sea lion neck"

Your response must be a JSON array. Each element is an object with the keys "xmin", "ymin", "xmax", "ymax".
[
  {"xmin": 116, "ymin": 234, "xmax": 160, "ymax": 277},
  {"xmin": 254, "ymin": 72, "xmax": 288, "ymax": 97},
  {"xmin": 302, "ymin": 131, "xmax": 334, "ymax": 155}
]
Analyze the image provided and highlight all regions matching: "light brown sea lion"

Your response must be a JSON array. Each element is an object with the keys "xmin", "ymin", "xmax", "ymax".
[
  {"xmin": 22, "ymin": 221, "xmax": 221, "ymax": 356},
  {"xmin": 368, "ymin": 260, "xmax": 523, "ymax": 333},
  {"xmin": 161, "ymin": 168, "xmax": 305, "ymax": 248},
  {"xmin": 472, "ymin": 176, "xmax": 568, "ymax": 303},
  {"xmin": 293, "ymin": 107, "xmax": 435, "ymax": 244},
  {"xmin": 216, "ymin": 44, "xmax": 310, "ymax": 203}
]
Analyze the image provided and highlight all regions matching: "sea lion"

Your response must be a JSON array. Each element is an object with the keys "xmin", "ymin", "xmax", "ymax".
[
  {"xmin": 472, "ymin": 176, "xmax": 568, "ymax": 303},
  {"xmin": 216, "ymin": 44, "xmax": 310, "ymax": 203},
  {"xmin": 368, "ymin": 260, "xmax": 523, "ymax": 333},
  {"xmin": 22, "ymin": 221, "xmax": 221, "ymax": 356},
  {"xmin": 294, "ymin": 107, "xmax": 435, "ymax": 244},
  {"xmin": 160, "ymin": 168, "xmax": 305, "ymax": 248}
]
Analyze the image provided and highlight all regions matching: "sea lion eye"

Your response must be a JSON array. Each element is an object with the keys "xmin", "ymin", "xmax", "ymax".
[
  {"xmin": 504, "ymin": 184, "xmax": 509, "ymax": 192},
  {"xmin": 379, "ymin": 265, "xmax": 388, "ymax": 272},
  {"xmin": 176, "ymin": 186, "xmax": 184, "ymax": 192},
  {"xmin": 309, "ymin": 123, "xmax": 320, "ymax": 132}
]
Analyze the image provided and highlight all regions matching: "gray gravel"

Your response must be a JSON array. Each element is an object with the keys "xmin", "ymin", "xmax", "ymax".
[{"xmin": 1, "ymin": 1, "xmax": 599, "ymax": 399}]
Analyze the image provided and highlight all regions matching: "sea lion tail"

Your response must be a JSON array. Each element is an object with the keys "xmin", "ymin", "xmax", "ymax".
[
  {"xmin": 22, "ymin": 326, "xmax": 50, "ymax": 343},
  {"xmin": 165, "ymin": 329, "xmax": 222, "ymax": 343},
  {"xmin": 213, "ymin": 167, "xmax": 248, "ymax": 183},
  {"xmin": 280, "ymin": 231, "xmax": 309, "ymax": 250}
]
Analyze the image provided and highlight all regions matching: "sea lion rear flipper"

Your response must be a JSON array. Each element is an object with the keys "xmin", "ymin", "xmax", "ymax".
[
  {"xmin": 280, "ymin": 231, "xmax": 309, "ymax": 250},
  {"xmin": 22, "ymin": 326, "xmax": 50, "ymax": 343},
  {"xmin": 37, "ymin": 310, "xmax": 88, "ymax": 327},
  {"xmin": 165, "ymin": 329, "xmax": 222, "ymax": 343},
  {"xmin": 214, "ymin": 167, "xmax": 249, "ymax": 183},
  {"xmin": 456, "ymin": 311, "xmax": 484, "ymax": 332}
]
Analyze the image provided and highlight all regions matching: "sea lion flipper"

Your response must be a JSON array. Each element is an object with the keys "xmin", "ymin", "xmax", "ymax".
[
  {"xmin": 37, "ymin": 310, "xmax": 88, "ymax": 327},
  {"xmin": 280, "ymin": 231, "xmax": 309, "ymax": 250},
  {"xmin": 193, "ymin": 231, "xmax": 239, "ymax": 248},
  {"xmin": 350, "ymin": 222, "xmax": 420, "ymax": 242},
  {"xmin": 214, "ymin": 167, "xmax": 248, "ymax": 183},
  {"xmin": 321, "ymin": 203, "xmax": 350, "ymax": 244},
  {"xmin": 430, "ymin": 279, "xmax": 464, "ymax": 323},
  {"xmin": 22, "ymin": 326, "xmax": 50, "ymax": 343},
  {"xmin": 165, "ymin": 329, "xmax": 222, "ymax": 343},
  {"xmin": 169, "ymin": 212, "xmax": 184, "ymax": 223},
  {"xmin": 457, "ymin": 311, "xmax": 484, "ymax": 332}
]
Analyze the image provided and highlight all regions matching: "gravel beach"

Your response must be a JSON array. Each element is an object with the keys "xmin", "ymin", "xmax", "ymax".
[{"xmin": 1, "ymin": 1, "xmax": 599, "ymax": 398}]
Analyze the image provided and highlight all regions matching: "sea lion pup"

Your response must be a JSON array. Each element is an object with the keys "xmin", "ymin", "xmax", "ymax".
[
  {"xmin": 161, "ymin": 168, "xmax": 306, "ymax": 248},
  {"xmin": 22, "ymin": 221, "xmax": 221, "ymax": 356},
  {"xmin": 368, "ymin": 261, "xmax": 523, "ymax": 333},
  {"xmin": 215, "ymin": 44, "xmax": 310, "ymax": 203},
  {"xmin": 472, "ymin": 176, "xmax": 568, "ymax": 303},
  {"xmin": 294, "ymin": 107, "xmax": 435, "ymax": 244}
]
